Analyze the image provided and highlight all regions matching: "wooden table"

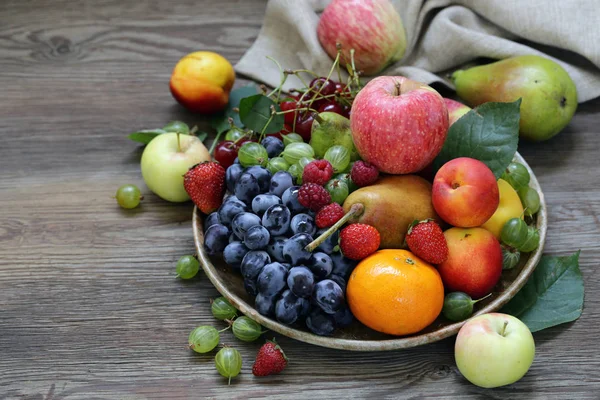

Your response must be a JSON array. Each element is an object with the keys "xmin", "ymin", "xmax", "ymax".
[{"xmin": 1, "ymin": 1, "xmax": 599, "ymax": 398}]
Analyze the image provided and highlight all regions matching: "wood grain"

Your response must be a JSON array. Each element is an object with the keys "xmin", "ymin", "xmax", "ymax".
[{"xmin": 0, "ymin": 0, "xmax": 599, "ymax": 398}]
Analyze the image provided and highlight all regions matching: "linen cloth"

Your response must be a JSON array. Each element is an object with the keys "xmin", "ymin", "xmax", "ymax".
[{"xmin": 235, "ymin": 0, "xmax": 600, "ymax": 102}]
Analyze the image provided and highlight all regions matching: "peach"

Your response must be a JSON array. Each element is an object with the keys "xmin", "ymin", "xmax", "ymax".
[
  {"xmin": 432, "ymin": 157, "xmax": 499, "ymax": 227},
  {"xmin": 438, "ymin": 227, "xmax": 503, "ymax": 298},
  {"xmin": 169, "ymin": 51, "xmax": 235, "ymax": 114},
  {"xmin": 481, "ymin": 178, "xmax": 525, "ymax": 238}
]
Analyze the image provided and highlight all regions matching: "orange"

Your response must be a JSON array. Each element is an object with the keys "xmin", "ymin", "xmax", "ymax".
[{"xmin": 346, "ymin": 249, "xmax": 444, "ymax": 336}]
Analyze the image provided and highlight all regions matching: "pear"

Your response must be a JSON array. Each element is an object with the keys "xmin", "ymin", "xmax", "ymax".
[
  {"xmin": 310, "ymin": 112, "xmax": 359, "ymax": 160},
  {"xmin": 306, "ymin": 175, "xmax": 440, "ymax": 251},
  {"xmin": 452, "ymin": 55, "xmax": 577, "ymax": 141}
]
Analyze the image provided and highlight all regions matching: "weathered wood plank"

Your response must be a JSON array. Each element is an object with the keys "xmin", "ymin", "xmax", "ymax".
[{"xmin": 0, "ymin": 0, "xmax": 599, "ymax": 398}]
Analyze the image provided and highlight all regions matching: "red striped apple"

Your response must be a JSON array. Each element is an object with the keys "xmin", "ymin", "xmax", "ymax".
[
  {"xmin": 350, "ymin": 76, "xmax": 449, "ymax": 174},
  {"xmin": 444, "ymin": 98, "xmax": 471, "ymax": 125},
  {"xmin": 317, "ymin": 0, "xmax": 406, "ymax": 75}
]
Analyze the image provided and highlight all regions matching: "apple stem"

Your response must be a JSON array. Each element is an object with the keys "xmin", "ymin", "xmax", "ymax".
[
  {"xmin": 304, "ymin": 203, "xmax": 364, "ymax": 252},
  {"xmin": 176, "ymin": 132, "xmax": 182, "ymax": 153},
  {"xmin": 394, "ymin": 80, "xmax": 402, "ymax": 96},
  {"xmin": 472, "ymin": 293, "xmax": 492, "ymax": 305},
  {"xmin": 501, "ymin": 320, "xmax": 509, "ymax": 337}
]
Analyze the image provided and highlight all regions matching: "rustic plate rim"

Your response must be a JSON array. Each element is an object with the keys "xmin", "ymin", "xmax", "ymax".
[{"xmin": 193, "ymin": 152, "xmax": 547, "ymax": 351}]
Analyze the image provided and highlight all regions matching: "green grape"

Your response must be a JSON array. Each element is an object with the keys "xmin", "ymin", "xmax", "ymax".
[
  {"xmin": 282, "ymin": 142, "xmax": 314, "ymax": 165},
  {"xmin": 238, "ymin": 142, "xmax": 269, "ymax": 167},
  {"xmin": 176, "ymin": 255, "xmax": 200, "ymax": 279},
  {"xmin": 442, "ymin": 292, "xmax": 476, "ymax": 321},
  {"xmin": 163, "ymin": 120, "xmax": 190, "ymax": 135},
  {"xmin": 211, "ymin": 297, "xmax": 237, "ymax": 320},
  {"xmin": 288, "ymin": 163, "xmax": 304, "ymax": 184},
  {"xmin": 335, "ymin": 173, "xmax": 359, "ymax": 193},
  {"xmin": 324, "ymin": 145, "xmax": 351, "ymax": 173},
  {"xmin": 232, "ymin": 316, "xmax": 263, "ymax": 342},
  {"xmin": 115, "ymin": 184, "xmax": 142, "ymax": 209},
  {"xmin": 501, "ymin": 245, "xmax": 521, "ymax": 270},
  {"xmin": 518, "ymin": 187, "xmax": 541, "ymax": 217},
  {"xmin": 325, "ymin": 179, "xmax": 349, "ymax": 204},
  {"xmin": 500, "ymin": 218, "xmax": 528, "ymax": 248},
  {"xmin": 188, "ymin": 326, "xmax": 220, "ymax": 353},
  {"xmin": 501, "ymin": 162, "xmax": 530, "ymax": 190},
  {"xmin": 520, "ymin": 227, "xmax": 540, "ymax": 253},
  {"xmin": 282, "ymin": 133, "xmax": 304, "ymax": 146},
  {"xmin": 225, "ymin": 127, "xmax": 245, "ymax": 141},
  {"xmin": 298, "ymin": 156, "xmax": 315, "ymax": 169},
  {"xmin": 215, "ymin": 347, "xmax": 242, "ymax": 384},
  {"xmin": 267, "ymin": 157, "xmax": 290, "ymax": 174}
]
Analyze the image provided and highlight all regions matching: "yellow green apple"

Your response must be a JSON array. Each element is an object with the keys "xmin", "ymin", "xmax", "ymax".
[
  {"xmin": 141, "ymin": 133, "xmax": 210, "ymax": 202},
  {"xmin": 455, "ymin": 313, "xmax": 535, "ymax": 388},
  {"xmin": 481, "ymin": 179, "xmax": 524, "ymax": 238}
]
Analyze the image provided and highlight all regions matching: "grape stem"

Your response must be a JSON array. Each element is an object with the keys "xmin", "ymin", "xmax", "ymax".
[{"xmin": 305, "ymin": 203, "xmax": 364, "ymax": 252}]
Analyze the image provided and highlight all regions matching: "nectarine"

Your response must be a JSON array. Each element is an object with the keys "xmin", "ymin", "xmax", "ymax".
[
  {"xmin": 432, "ymin": 158, "xmax": 499, "ymax": 227},
  {"xmin": 170, "ymin": 51, "xmax": 235, "ymax": 114},
  {"xmin": 438, "ymin": 227, "xmax": 503, "ymax": 298}
]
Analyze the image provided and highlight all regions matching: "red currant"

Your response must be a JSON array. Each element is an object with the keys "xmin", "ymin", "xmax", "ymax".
[
  {"xmin": 295, "ymin": 113, "xmax": 315, "ymax": 141},
  {"xmin": 318, "ymin": 101, "xmax": 344, "ymax": 115},
  {"xmin": 213, "ymin": 141, "xmax": 240, "ymax": 168}
]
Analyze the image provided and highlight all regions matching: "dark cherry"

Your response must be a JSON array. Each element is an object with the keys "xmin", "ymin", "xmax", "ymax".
[
  {"xmin": 335, "ymin": 82, "xmax": 351, "ymax": 98},
  {"xmin": 280, "ymin": 98, "xmax": 298, "ymax": 126},
  {"xmin": 295, "ymin": 112, "xmax": 315, "ymax": 141},
  {"xmin": 237, "ymin": 136, "xmax": 258, "ymax": 146},
  {"xmin": 213, "ymin": 140, "xmax": 240, "ymax": 168},
  {"xmin": 342, "ymin": 104, "xmax": 351, "ymax": 118},
  {"xmin": 309, "ymin": 77, "xmax": 337, "ymax": 97},
  {"xmin": 318, "ymin": 101, "xmax": 344, "ymax": 115}
]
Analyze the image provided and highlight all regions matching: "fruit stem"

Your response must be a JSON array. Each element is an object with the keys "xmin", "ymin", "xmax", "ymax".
[
  {"xmin": 472, "ymin": 293, "xmax": 492, "ymax": 305},
  {"xmin": 190, "ymin": 125, "xmax": 198, "ymax": 135},
  {"xmin": 312, "ymin": 113, "xmax": 324, "ymax": 124},
  {"xmin": 265, "ymin": 56, "xmax": 287, "ymax": 102},
  {"xmin": 305, "ymin": 203, "xmax": 364, "ymax": 252},
  {"xmin": 208, "ymin": 129, "xmax": 226, "ymax": 156},
  {"xmin": 218, "ymin": 326, "xmax": 231, "ymax": 333},
  {"xmin": 176, "ymin": 132, "xmax": 182, "ymax": 153},
  {"xmin": 394, "ymin": 80, "xmax": 402, "ymax": 96},
  {"xmin": 501, "ymin": 320, "xmax": 509, "ymax": 337}
]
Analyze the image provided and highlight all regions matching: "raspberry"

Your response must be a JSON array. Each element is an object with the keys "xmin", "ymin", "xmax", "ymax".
[
  {"xmin": 302, "ymin": 159, "xmax": 334, "ymax": 185},
  {"xmin": 298, "ymin": 183, "xmax": 331, "ymax": 211},
  {"xmin": 315, "ymin": 203, "xmax": 345, "ymax": 229},
  {"xmin": 350, "ymin": 161, "xmax": 379, "ymax": 187},
  {"xmin": 339, "ymin": 223, "xmax": 380, "ymax": 260}
]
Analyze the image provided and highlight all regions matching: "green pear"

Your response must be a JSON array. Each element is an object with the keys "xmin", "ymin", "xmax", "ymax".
[
  {"xmin": 452, "ymin": 55, "xmax": 577, "ymax": 141},
  {"xmin": 310, "ymin": 112, "xmax": 359, "ymax": 160}
]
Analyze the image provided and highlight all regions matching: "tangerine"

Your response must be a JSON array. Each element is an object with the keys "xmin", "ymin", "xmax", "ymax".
[{"xmin": 346, "ymin": 249, "xmax": 444, "ymax": 336}]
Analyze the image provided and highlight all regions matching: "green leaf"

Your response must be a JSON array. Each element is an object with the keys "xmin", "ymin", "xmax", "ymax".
[
  {"xmin": 502, "ymin": 251, "xmax": 584, "ymax": 332},
  {"xmin": 239, "ymin": 94, "xmax": 284, "ymax": 134},
  {"xmin": 433, "ymin": 99, "xmax": 521, "ymax": 178},
  {"xmin": 196, "ymin": 131, "xmax": 208, "ymax": 142},
  {"xmin": 210, "ymin": 85, "xmax": 258, "ymax": 133},
  {"xmin": 163, "ymin": 121, "xmax": 190, "ymax": 135},
  {"xmin": 127, "ymin": 129, "xmax": 167, "ymax": 144}
]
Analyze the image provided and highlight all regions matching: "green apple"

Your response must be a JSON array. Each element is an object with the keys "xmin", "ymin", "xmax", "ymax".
[
  {"xmin": 455, "ymin": 313, "xmax": 535, "ymax": 388},
  {"xmin": 141, "ymin": 132, "xmax": 210, "ymax": 202}
]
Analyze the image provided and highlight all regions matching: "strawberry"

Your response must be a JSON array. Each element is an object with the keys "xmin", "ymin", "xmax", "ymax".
[
  {"xmin": 405, "ymin": 219, "xmax": 448, "ymax": 264},
  {"xmin": 184, "ymin": 161, "xmax": 226, "ymax": 214},
  {"xmin": 339, "ymin": 223, "xmax": 380, "ymax": 260},
  {"xmin": 252, "ymin": 339, "xmax": 288, "ymax": 376}
]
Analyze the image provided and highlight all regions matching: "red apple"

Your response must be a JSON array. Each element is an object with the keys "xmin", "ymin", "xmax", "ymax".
[
  {"xmin": 317, "ymin": 0, "xmax": 407, "ymax": 76},
  {"xmin": 350, "ymin": 76, "xmax": 449, "ymax": 174},
  {"xmin": 444, "ymin": 98, "xmax": 471, "ymax": 126},
  {"xmin": 432, "ymin": 157, "xmax": 499, "ymax": 227},
  {"xmin": 438, "ymin": 227, "xmax": 503, "ymax": 299}
]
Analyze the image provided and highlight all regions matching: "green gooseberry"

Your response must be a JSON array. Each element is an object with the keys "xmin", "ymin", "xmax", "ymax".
[
  {"xmin": 215, "ymin": 347, "xmax": 242, "ymax": 385},
  {"xmin": 176, "ymin": 255, "xmax": 200, "ymax": 279},
  {"xmin": 501, "ymin": 245, "xmax": 521, "ymax": 270},
  {"xmin": 518, "ymin": 187, "xmax": 541, "ymax": 217},
  {"xmin": 188, "ymin": 326, "xmax": 220, "ymax": 353},
  {"xmin": 232, "ymin": 316, "xmax": 263, "ymax": 342},
  {"xmin": 211, "ymin": 297, "xmax": 237, "ymax": 320},
  {"xmin": 501, "ymin": 162, "xmax": 530, "ymax": 191},
  {"xmin": 500, "ymin": 218, "xmax": 528, "ymax": 249}
]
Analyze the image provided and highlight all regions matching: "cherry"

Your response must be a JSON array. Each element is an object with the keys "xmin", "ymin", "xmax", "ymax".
[
  {"xmin": 280, "ymin": 98, "xmax": 298, "ymax": 126},
  {"xmin": 335, "ymin": 82, "xmax": 351, "ymax": 99},
  {"xmin": 310, "ymin": 77, "xmax": 337, "ymax": 97},
  {"xmin": 342, "ymin": 105, "xmax": 351, "ymax": 118},
  {"xmin": 318, "ymin": 101, "xmax": 344, "ymax": 115},
  {"xmin": 214, "ymin": 140, "xmax": 240, "ymax": 168},
  {"xmin": 295, "ymin": 112, "xmax": 315, "ymax": 141},
  {"xmin": 237, "ymin": 136, "xmax": 257, "ymax": 146}
]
